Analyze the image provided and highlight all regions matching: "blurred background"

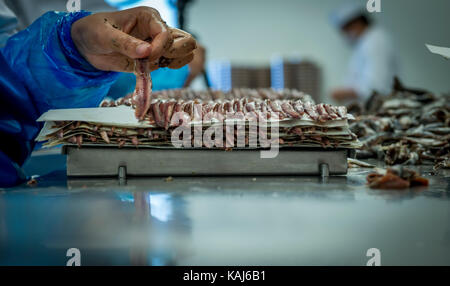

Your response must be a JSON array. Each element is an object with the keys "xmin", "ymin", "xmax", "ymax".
[
  {"xmin": 188, "ymin": 0, "xmax": 450, "ymax": 103},
  {"xmin": 5, "ymin": 0, "xmax": 450, "ymax": 103}
]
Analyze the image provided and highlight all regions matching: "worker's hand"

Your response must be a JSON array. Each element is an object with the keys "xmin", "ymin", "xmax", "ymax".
[
  {"xmin": 71, "ymin": 7, "xmax": 196, "ymax": 73},
  {"xmin": 163, "ymin": 28, "xmax": 197, "ymax": 70},
  {"xmin": 184, "ymin": 44, "xmax": 206, "ymax": 87},
  {"xmin": 331, "ymin": 88, "xmax": 358, "ymax": 102}
]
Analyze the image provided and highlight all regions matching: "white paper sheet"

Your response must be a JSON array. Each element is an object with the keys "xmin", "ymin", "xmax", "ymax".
[
  {"xmin": 426, "ymin": 44, "xmax": 450, "ymax": 60},
  {"xmin": 36, "ymin": 105, "xmax": 356, "ymax": 143},
  {"xmin": 37, "ymin": 106, "xmax": 153, "ymax": 127},
  {"xmin": 37, "ymin": 105, "xmax": 355, "ymax": 127},
  {"xmin": 36, "ymin": 121, "xmax": 58, "ymax": 141}
]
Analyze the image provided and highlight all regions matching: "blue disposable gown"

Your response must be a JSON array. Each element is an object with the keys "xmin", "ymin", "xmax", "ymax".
[{"xmin": 0, "ymin": 11, "xmax": 188, "ymax": 187}]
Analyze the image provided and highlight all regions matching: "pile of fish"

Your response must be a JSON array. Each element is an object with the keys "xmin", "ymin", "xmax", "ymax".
[
  {"xmin": 367, "ymin": 166, "xmax": 429, "ymax": 189},
  {"xmin": 37, "ymin": 88, "xmax": 361, "ymax": 150},
  {"xmin": 350, "ymin": 80, "xmax": 450, "ymax": 170}
]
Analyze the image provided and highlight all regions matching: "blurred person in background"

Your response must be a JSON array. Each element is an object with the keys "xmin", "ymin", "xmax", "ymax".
[{"xmin": 330, "ymin": 3, "xmax": 399, "ymax": 105}]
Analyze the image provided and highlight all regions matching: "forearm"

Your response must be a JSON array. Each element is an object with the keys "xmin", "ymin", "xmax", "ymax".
[{"xmin": 1, "ymin": 11, "xmax": 119, "ymax": 115}]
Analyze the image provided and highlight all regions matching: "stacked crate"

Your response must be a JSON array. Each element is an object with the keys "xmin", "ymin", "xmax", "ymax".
[
  {"xmin": 231, "ymin": 66, "xmax": 272, "ymax": 89},
  {"xmin": 271, "ymin": 57, "xmax": 321, "ymax": 102},
  {"xmin": 207, "ymin": 58, "xmax": 321, "ymax": 102}
]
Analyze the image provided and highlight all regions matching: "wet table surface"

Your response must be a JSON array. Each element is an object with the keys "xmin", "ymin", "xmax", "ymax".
[{"xmin": 0, "ymin": 149, "xmax": 449, "ymax": 266}]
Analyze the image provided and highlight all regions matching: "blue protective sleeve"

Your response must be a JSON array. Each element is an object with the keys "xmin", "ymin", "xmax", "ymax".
[
  {"xmin": 1, "ymin": 11, "xmax": 120, "ymax": 115},
  {"xmin": 0, "ymin": 11, "xmax": 120, "ymax": 187}
]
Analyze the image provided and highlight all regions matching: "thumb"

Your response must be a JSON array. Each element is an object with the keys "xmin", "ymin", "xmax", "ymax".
[{"xmin": 106, "ymin": 26, "xmax": 152, "ymax": 59}]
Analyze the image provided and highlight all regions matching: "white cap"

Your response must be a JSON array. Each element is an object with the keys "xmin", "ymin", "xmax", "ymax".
[{"xmin": 330, "ymin": 2, "xmax": 367, "ymax": 29}]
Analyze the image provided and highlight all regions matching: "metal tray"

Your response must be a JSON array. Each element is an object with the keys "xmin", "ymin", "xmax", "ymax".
[{"xmin": 62, "ymin": 145, "xmax": 351, "ymax": 178}]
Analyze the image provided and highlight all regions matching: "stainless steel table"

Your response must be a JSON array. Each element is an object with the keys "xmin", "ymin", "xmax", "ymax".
[
  {"xmin": 0, "ymin": 149, "xmax": 449, "ymax": 266},
  {"xmin": 62, "ymin": 146, "xmax": 352, "ymax": 177}
]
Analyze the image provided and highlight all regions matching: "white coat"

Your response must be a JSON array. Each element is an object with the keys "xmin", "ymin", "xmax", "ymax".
[{"xmin": 345, "ymin": 27, "xmax": 399, "ymax": 101}]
